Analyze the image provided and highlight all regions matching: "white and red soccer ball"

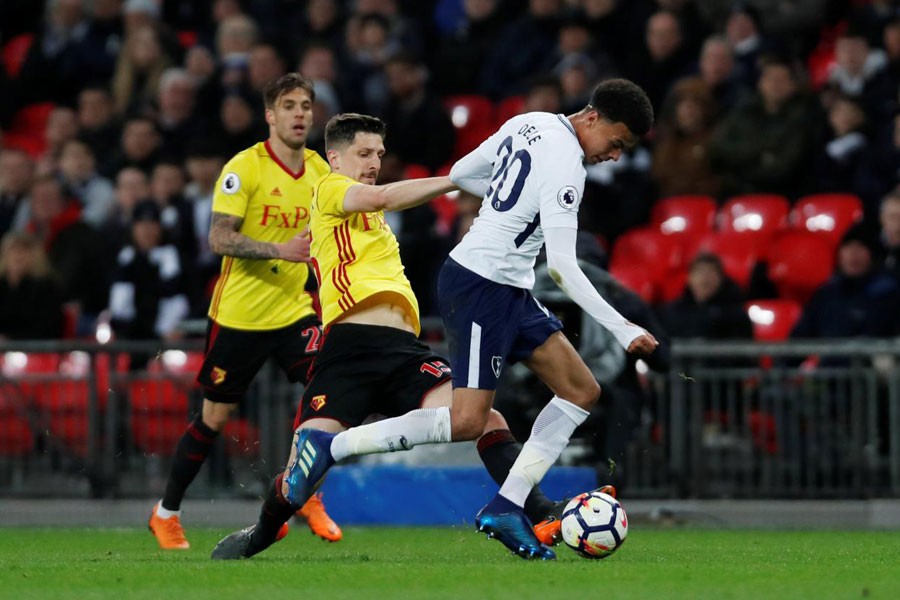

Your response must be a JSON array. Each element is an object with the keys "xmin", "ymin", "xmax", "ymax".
[{"xmin": 560, "ymin": 490, "xmax": 628, "ymax": 559}]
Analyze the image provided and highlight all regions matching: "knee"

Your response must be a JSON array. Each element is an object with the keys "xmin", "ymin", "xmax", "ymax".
[{"xmin": 566, "ymin": 380, "xmax": 601, "ymax": 410}]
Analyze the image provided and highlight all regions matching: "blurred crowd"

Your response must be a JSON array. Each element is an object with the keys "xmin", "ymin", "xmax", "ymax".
[{"xmin": 1, "ymin": 0, "xmax": 900, "ymax": 345}]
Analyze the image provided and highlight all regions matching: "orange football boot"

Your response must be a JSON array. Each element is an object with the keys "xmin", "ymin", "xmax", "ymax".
[
  {"xmin": 296, "ymin": 492, "xmax": 342, "ymax": 542},
  {"xmin": 148, "ymin": 502, "xmax": 190, "ymax": 549},
  {"xmin": 533, "ymin": 485, "xmax": 617, "ymax": 546}
]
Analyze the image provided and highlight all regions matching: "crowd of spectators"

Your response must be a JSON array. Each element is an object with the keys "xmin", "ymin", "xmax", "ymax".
[{"xmin": 1, "ymin": 0, "xmax": 899, "ymax": 344}]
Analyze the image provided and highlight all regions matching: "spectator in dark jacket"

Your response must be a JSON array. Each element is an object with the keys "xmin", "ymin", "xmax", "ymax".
[
  {"xmin": 659, "ymin": 253, "xmax": 753, "ymax": 340},
  {"xmin": 25, "ymin": 175, "xmax": 105, "ymax": 331},
  {"xmin": 0, "ymin": 231, "xmax": 65, "ymax": 340},
  {"xmin": 708, "ymin": 56, "xmax": 814, "ymax": 199},
  {"xmin": 791, "ymin": 224, "xmax": 900, "ymax": 340},
  {"xmin": 877, "ymin": 189, "xmax": 900, "ymax": 282}
]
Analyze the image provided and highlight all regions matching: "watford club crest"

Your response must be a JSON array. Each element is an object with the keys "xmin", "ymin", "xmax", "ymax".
[
  {"xmin": 310, "ymin": 395, "xmax": 327, "ymax": 411},
  {"xmin": 211, "ymin": 366, "xmax": 227, "ymax": 385}
]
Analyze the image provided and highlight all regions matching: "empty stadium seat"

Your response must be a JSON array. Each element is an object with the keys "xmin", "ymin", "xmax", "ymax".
[
  {"xmin": 766, "ymin": 231, "xmax": 835, "ymax": 303},
  {"xmin": 789, "ymin": 193, "xmax": 863, "ymax": 247},
  {"xmin": 608, "ymin": 263, "xmax": 655, "ymax": 303},
  {"xmin": 650, "ymin": 195, "xmax": 717, "ymax": 237},
  {"xmin": 609, "ymin": 227, "xmax": 683, "ymax": 282},
  {"xmin": 444, "ymin": 94, "xmax": 495, "ymax": 159},
  {"xmin": 0, "ymin": 394, "xmax": 34, "ymax": 457},
  {"xmin": 745, "ymin": 299, "xmax": 803, "ymax": 341},
  {"xmin": 717, "ymin": 194, "xmax": 790, "ymax": 247}
]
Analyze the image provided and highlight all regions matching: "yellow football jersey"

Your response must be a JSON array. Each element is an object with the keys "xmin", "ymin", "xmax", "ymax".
[
  {"xmin": 310, "ymin": 173, "xmax": 420, "ymax": 334},
  {"xmin": 208, "ymin": 141, "xmax": 330, "ymax": 330}
]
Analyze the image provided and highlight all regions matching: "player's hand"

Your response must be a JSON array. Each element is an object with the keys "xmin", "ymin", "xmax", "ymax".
[
  {"xmin": 627, "ymin": 331, "xmax": 659, "ymax": 356},
  {"xmin": 278, "ymin": 227, "xmax": 311, "ymax": 262}
]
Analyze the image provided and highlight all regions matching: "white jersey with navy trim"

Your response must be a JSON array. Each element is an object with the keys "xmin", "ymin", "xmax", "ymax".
[{"xmin": 449, "ymin": 112, "xmax": 585, "ymax": 290}]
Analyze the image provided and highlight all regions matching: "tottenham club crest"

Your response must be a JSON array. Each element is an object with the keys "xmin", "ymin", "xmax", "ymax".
[
  {"xmin": 491, "ymin": 356, "xmax": 503, "ymax": 378},
  {"xmin": 221, "ymin": 172, "xmax": 241, "ymax": 194},
  {"xmin": 557, "ymin": 185, "xmax": 578, "ymax": 210}
]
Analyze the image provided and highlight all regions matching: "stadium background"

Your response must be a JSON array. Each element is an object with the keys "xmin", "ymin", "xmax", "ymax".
[{"xmin": 1, "ymin": 0, "xmax": 900, "ymax": 528}]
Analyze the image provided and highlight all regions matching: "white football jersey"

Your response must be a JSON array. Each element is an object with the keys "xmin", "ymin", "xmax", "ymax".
[{"xmin": 449, "ymin": 112, "xmax": 586, "ymax": 289}]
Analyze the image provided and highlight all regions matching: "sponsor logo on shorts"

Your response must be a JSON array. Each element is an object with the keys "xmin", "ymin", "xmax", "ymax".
[
  {"xmin": 310, "ymin": 395, "xmax": 327, "ymax": 411},
  {"xmin": 211, "ymin": 366, "xmax": 227, "ymax": 385}
]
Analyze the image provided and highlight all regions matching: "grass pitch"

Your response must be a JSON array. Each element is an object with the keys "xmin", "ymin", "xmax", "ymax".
[{"xmin": 0, "ymin": 527, "xmax": 897, "ymax": 600}]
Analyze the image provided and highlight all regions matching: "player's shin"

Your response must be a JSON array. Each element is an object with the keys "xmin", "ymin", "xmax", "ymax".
[
  {"xmin": 498, "ymin": 397, "xmax": 589, "ymax": 506},
  {"xmin": 329, "ymin": 406, "xmax": 452, "ymax": 462},
  {"xmin": 477, "ymin": 429, "xmax": 556, "ymax": 523}
]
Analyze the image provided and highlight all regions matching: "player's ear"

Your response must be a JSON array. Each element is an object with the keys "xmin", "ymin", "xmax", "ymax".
[
  {"xmin": 326, "ymin": 148, "xmax": 340, "ymax": 170},
  {"xmin": 264, "ymin": 108, "xmax": 275, "ymax": 127}
]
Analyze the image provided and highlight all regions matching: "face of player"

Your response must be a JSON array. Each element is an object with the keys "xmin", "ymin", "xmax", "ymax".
[
  {"xmin": 266, "ymin": 88, "xmax": 313, "ymax": 150},
  {"xmin": 330, "ymin": 132, "xmax": 385, "ymax": 185},
  {"xmin": 578, "ymin": 113, "xmax": 637, "ymax": 165}
]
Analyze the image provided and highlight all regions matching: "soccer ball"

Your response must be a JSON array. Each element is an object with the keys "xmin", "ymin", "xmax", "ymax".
[{"xmin": 560, "ymin": 490, "xmax": 628, "ymax": 559}]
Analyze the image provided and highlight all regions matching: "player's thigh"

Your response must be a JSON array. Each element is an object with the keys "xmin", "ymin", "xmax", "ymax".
[
  {"xmin": 522, "ymin": 331, "xmax": 601, "ymax": 409},
  {"xmin": 197, "ymin": 320, "xmax": 270, "ymax": 403},
  {"xmin": 271, "ymin": 315, "xmax": 322, "ymax": 386}
]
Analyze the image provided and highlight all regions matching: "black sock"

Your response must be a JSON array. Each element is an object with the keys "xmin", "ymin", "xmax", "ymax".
[
  {"xmin": 161, "ymin": 416, "xmax": 219, "ymax": 511},
  {"xmin": 477, "ymin": 429, "xmax": 556, "ymax": 523},
  {"xmin": 247, "ymin": 473, "xmax": 297, "ymax": 556}
]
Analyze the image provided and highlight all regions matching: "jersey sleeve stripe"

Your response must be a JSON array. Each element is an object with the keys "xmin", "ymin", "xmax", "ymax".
[{"xmin": 338, "ymin": 222, "xmax": 356, "ymax": 306}]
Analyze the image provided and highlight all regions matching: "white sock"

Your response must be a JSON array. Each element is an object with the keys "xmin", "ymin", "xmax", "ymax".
[
  {"xmin": 499, "ymin": 397, "xmax": 589, "ymax": 507},
  {"xmin": 330, "ymin": 406, "xmax": 452, "ymax": 462},
  {"xmin": 155, "ymin": 502, "xmax": 181, "ymax": 519}
]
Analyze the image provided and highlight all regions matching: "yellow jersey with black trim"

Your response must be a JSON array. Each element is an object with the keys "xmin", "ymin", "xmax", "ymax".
[
  {"xmin": 310, "ymin": 173, "xmax": 421, "ymax": 335},
  {"xmin": 208, "ymin": 141, "xmax": 330, "ymax": 330}
]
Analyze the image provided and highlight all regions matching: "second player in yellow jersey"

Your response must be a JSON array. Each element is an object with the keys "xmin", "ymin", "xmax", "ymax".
[{"xmin": 310, "ymin": 172, "xmax": 420, "ymax": 334}]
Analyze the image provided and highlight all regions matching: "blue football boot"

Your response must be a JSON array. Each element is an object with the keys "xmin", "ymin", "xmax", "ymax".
[
  {"xmin": 475, "ymin": 494, "xmax": 556, "ymax": 560},
  {"xmin": 284, "ymin": 428, "xmax": 336, "ymax": 506}
]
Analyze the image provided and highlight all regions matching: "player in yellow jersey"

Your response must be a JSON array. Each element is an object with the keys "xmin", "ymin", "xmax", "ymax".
[{"xmin": 149, "ymin": 73, "xmax": 340, "ymax": 550}]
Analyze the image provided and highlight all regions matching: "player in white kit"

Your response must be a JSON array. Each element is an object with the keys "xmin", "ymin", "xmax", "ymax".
[{"xmin": 283, "ymin": 79, "xmax": 659, "ymax": 560}]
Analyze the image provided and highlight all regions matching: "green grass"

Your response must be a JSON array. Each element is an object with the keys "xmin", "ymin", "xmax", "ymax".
[{"xmin": 0, "ymin": 527, "xmax": 898, "ymax": 599}]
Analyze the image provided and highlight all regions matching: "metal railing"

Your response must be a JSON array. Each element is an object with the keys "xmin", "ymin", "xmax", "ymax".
[{"xmin": 1, "ymin": 339, "xmax": 898, "ymax": 499}]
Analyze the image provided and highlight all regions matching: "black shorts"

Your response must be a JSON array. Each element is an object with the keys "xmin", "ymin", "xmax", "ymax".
[
  {"xmin": 197, "ymin": 315, "xmax": 322, "ymax": 403},
  {"xmin": 295, "ymin": 323, "xmax": 452, "ymax": 428}
]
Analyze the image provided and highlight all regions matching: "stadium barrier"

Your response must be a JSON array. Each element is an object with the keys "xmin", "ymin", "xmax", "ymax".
[{"xmin": 1, "ymin": 339, "xmax": 898, "ymax": 501}]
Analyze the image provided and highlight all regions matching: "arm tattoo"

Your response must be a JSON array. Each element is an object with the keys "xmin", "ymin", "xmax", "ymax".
[{"xmin": 209, "ymin": 212, "xmax": 280, "ymax": 259}]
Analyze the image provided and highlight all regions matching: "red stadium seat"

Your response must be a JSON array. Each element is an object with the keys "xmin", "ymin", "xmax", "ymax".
[
  {"xmin": 658, "ymin": 269, "xmax": 688, "ymax": 303},
  {"xmin": 745, "ymin": 299, "xmax": 803, "ymax": 341},
  {"xmin": 685, "ymin": 231, "xmax": 761, "ymax": 289},
  {"xmin": 650, "ymin": 195, "xmax": 717, "ymax": 237},
  {"xmin": 496, "ymin": 95, "xmax": 525, "ymax": 124},
  {"xmin": 766, "ymin": 231, "xmax": 835, "ymax": 303},
  {"xmin": 402, "ymin": 163, "xmax": 432, "ymax": 179},
  {"xmin": 1, "ymin": 33, "xmax": 34, "ymax": 78},
  {"xmin": 130, "ymin": 350, "xmax": 203, "ymax": 455},
  {"xmin": 789, "ymin": 193, "xmax": 863, "ymax": 247},
  {"xmin": 0, "ymin": 394, "xmax": 34, "ymax": 456},
  {"xmin": 608, "ymin": 263, "xmax": 655, "ymax": 303},
  {"xmin": 444, "ymin": 94, "xmax": 495, "ymax": 159},
  {"xmin": 609, "ymin": 227, "xmax": 683, "ymax": 282},
  {"xmin": 717, "ymin": 194, "xmax": 790, "ymax": 249}
]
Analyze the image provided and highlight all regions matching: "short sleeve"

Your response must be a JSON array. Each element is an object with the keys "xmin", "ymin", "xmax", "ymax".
[
  {"xmin": 537, "ymin": 138, "xmax": 586, "ymax": 230},
  {"xmin": 212, "ymin": 153, "xmax": 258, "ymax": 218},
  {"xmin": 314, "ymin": 174, "xmax": 360, "ymax": 219}
]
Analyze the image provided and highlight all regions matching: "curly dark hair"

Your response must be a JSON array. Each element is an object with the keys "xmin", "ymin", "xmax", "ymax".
[
  {"xmin": 324, "ymin": 113, "xmax": 387, "ymax": 150},
  {"xmin": 588, "ymin": 79, "xmax": 654, "ymax": 136}
]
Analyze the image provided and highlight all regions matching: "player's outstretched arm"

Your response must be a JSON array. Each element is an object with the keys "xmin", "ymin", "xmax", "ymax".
[
  {"xmin": 544, "ymin": 226, "xmax": 658, "ymax": 356},
  {"xmin": 209, "ymin": 212, "xmax": 311, "ymax": 262},
  {"xmin": 449, "ymin": 148, "xmax": 493, "ymax": 198},
  {"xmin": 342, "ymin": 176, "xmax": 457, "ymax": 213}
]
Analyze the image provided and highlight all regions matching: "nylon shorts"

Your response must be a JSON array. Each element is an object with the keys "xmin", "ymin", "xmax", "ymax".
[
  {"xmin": 294, "ymin": 323, "xmax": 452, "ymax": 429},
  {"xmin": 197, "ymin": 315, "xmax": 322, "ymax": 403}
]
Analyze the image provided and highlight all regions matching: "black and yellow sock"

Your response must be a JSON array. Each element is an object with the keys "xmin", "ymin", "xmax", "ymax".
[{"xmin": 247, "ymin": 473, "xmax": 296, "ymax": 556}]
